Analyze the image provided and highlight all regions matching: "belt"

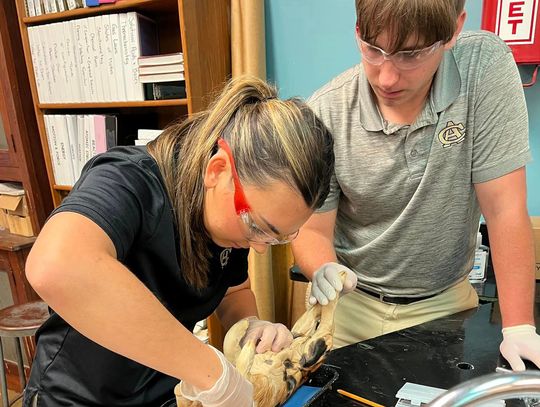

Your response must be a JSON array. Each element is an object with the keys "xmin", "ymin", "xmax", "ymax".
[{"xmin": 356, "ymin": 286, "xmax": 439, "ymax": 305}]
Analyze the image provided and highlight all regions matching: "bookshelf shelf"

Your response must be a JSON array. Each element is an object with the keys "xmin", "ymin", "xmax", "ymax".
[
  {"xmin": 53, "ymin": 185, "xmax": 72, "ymax": 191},
  {"xmin": 22, "ymin": 0, "xmax": 177, "ymax": 25},
  {"xmin": 39, "ymin": 99, "xmax": 188, "ymax": 109}
]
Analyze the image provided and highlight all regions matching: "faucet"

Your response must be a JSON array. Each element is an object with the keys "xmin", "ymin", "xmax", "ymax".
[{"xmin": 426, "ymin": 371, "xmax": 540, "ymax": 407}]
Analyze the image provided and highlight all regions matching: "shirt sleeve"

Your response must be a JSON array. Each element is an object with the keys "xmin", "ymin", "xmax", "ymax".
[
  {"xmin": 471, "ymin": 47, "xmax": 531, "ymax": 183},
  {"xmin": 52, "ymin": 153, "xmax": 165, "ymax": 260},
  {"xmin": 308, "ymin": 94, "xmax": 341, "ymax": 212}
]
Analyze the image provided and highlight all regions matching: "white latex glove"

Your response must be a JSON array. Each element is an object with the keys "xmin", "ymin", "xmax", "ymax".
[
  {"xmin": 500, "ymin": 324, "xmax": 540, "ymax": 371},
  {"xmin": 309, "ymin": 262, "xmax": 358, "ymax": 306},
  {"xmin": 242, "ymin": 316, "xmax": 293, "ymax": 353},
  {"xmin": 178, "ymin": 345, "xmax": 254, "ymax": 407}
]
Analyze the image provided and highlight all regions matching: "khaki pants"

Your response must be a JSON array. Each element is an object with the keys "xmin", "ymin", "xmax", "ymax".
[{"xmin": 333, "ymin": 278, "xmax": 479, "ymax": 348}]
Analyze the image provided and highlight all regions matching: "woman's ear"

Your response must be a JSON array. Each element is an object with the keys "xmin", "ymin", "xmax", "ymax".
[
  {"xmin": 204, "ymin": 149, "xmax": 228, "ymax": 188},
  {"xmin": 445, "ymin": 10, "xmax": 467, "ymax": 50}
]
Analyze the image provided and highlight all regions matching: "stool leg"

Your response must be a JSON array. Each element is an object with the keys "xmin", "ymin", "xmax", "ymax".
[
  {"xmin": 0, "ymin": 338, "xmax": 8, "ymax": 407},
  {"xmin": 14, "ymin": 338, "xmax": 26, "ymax": 391}
]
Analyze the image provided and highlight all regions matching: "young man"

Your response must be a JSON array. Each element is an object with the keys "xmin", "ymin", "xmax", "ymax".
[{"xmin": 292, "ymin": 0, "xmax": 540, "ymax": 371}]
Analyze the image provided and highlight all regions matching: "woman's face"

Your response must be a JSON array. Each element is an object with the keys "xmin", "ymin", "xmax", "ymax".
[{"xmin": 203, "ymin": 150, "xmax": 313, "ymax": 253}]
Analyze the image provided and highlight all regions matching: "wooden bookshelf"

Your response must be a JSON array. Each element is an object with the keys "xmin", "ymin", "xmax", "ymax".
[
  {"xmin": 14, "ymin": 0, "xmax": 231, "ymax": 207},
  {"xmin": 39, "ymin": 99, "xmax": 188, "ymax": 109}
]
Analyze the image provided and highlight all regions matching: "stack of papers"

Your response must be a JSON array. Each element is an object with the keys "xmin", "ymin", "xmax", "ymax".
[
  {"xmin": 395, "ymin": 382, "xmax": 504, "ymax": 407},
  {"xmin": 469, "ymin": 248, "xmax": 489, "ymax": 282},
  {"xmin": 0, "ymin": 183, "xmax": 24, "ymax": 196}
]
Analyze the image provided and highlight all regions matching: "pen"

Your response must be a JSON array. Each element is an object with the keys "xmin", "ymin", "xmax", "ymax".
[{"xmin": 337, "ymin": 388, "xmax": 386, "ymax": 407}]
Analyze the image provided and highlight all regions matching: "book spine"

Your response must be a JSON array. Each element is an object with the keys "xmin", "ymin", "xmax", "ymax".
[
  {"xmin": 93, "ymin": 115, "xmax": 106, "ymax": 154},
  {"xmin": 45, "ymin": 24, "xmax": 60, "ymax": 102},
  {"xmin": 63, "ymin": 21, "xmax": 81, "ymax": 102},
  {"xmin": 110, "ymin": 14, "xmax": 126, "ymax": 101},
  {"xmin": 76, "ymin": 115, "xmax": 85, "ymax": 172},
  {"xmin": 23, "ymin": 0, "xmax": 29, "ymax": 17},
  {"xmin": 55, "ymin": 115, "xmax": 76, "ymax": 186},
  {"xmin": 104, "ymin": 115, "xmax": 117, "ymax": 150},
  {"xmin": 83, "ymin": 115, "xmax": 92, "ymax": 164},
  {"xmin": 34, "ymin": 0, "xmax": 44, "ymax": 16},
  {"xmin": 127, "ymin": 12, "xmax": 140, "ymax": 100},
  {"xmin": 51, "ymin": 23, "xmax": 64, "ymax": 102},
  {"xmin": 72, "ymin": 19, "xmax": 88, "ymax": 102},
  {"xmin": 138, "ymin": 52, "xmax": 184, "ymax": 67},
  {"xmin": 66, "ymin": 0, "xmax": 78, "ymax": 10},
  {"xmin": 43, "ymin": 115, "xmax": 62, "ymax": 185},
  {"xmin": 138, "ymin": 63, "xmax": 184, "ymax": 75},
  {"xmin": 127, "ymin": 12, "xmax": 158, "ymax": 101},
  {"xmin": 57, "ymin": 22, "xmax": 70, "ymax": 102},
  {"xmin": 95, "ymin": 16, "xmax": 111, "ymax": 101},
  {"xmin": 139, "ymin": 71, "xmax": 185, "ymax": 83},
  {"xmin": 36, "ymin": 26, "xmax": 53, "ymax": 102},
  {"xmin": 152, "ymin": 81, "xmax": 186, "ymax": 100},
  {"xmin": 81, "ymin": 18, "xmax": 97, "ymax": 102},
  {"xmin": 88, "ymin": 115, "xmax": 96, "ymax": 157},
  {"xmin": 119, "ymin": 13, "xmax": 132, "ymax": 100},
  {"xmin": 26, "ymin": 0, "xmax": 36, "ymax": 17},
  {"xmin": 65, "ymin": 115, "xmax": 79, "ymax": 181},
  {"xmin": 48, "ymin": 0, "xmax": 58, "ymax": 14},
  {"xmin": 27, "ymin": 28, "xmax": 44, "ymax": 102},
  {"xmin": 88, "ymin": 16, "xmax": 104, "ymax": 101},
  {"xmin": 56, "ymin": 0, "xmax": 66, "ymax": 12},
  {"xmin": 42, "ymin": 0, "xmax": 51, "ymax": 14},
  {"xmin": 102, "ymin": 14, "xmax": 117, "ymax": 102},
  {"xmin": 143, "ymin": 83, "xmax": 154, "ymax": 100}
]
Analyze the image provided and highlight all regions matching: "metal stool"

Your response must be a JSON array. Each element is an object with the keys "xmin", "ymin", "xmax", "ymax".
[{"xmin": 0, "ymin": 301, "xmax": 49, "ymax": 407}]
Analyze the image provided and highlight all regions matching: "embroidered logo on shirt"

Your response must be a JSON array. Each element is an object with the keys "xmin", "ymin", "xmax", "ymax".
[
  {"xmin": 220, "ymin": 248, "xmax": 232, "ymax": 269},
  {"xmin": 438, "ymin": 121, "xmax": 465, "ymax": 148}
]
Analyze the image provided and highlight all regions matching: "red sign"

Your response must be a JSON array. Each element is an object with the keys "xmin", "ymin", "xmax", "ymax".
[{"xmin": 482, "ymin": 0, "xmax": 540, "ymax": 63}]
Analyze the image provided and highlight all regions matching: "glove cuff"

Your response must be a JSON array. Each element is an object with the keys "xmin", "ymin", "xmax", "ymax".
[
  {"xmin": 502, "ymin": 324, "xmax": 536, "ymax": 336},
  {"xmin": 179, "ymin": 345, "xmax": 228, "ymax": 402}
]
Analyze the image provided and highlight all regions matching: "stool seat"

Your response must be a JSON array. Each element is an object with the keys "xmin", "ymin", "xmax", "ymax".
[
  {"xmin": 0, "ymin": 302, "xmax": 49, "ymax": 337},
  {"xmin": 0, "ymin": 301, "xmax": 49, "ymax": 407}
]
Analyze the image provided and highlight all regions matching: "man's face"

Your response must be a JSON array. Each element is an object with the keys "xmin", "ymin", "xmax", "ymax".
[{"xmin": 359, "ymin": 30, "xmax": 447, "ymax": 110}]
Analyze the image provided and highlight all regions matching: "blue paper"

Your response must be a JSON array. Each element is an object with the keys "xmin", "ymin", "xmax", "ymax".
[{"xmin": 282, "ymin": 385, "xmax": 322, "ymax": 407}]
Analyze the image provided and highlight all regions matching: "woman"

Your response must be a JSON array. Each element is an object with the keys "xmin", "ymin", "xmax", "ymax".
[{"xmin": 23, "ymin": 76, "xmax": 334, "ymax": 407}]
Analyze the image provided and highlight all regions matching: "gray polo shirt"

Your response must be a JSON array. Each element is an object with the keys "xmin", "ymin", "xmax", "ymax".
[{"xmin": 309, "ymin": 31, "xmax": 530, "ymax": 296}]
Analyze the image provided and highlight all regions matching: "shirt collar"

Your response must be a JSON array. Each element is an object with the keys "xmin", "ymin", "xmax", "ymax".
[
  {"xmin": 430, "ymin": 49, "xmax": 461, "ymax": 113},
  {"xmin": 357, "ymin": 66, "xmax": 384, "ymax": 132}
]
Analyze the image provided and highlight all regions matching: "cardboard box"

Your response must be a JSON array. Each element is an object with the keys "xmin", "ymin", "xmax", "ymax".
[
  {"xmin": 0, "ymin": 209, "xmax": 8, "ymax": 231},
  {"xmin": 533, "ymin": 217, "xmax": 540, "ymax": 279},
  {"xmin": 6, "ymin": 213, "xmax": 33, "ymax": 237},
  {"xmin": 0, "ymin": 191, "xmax": 33, "ymax": 237},
  {"xmin": 0, "ymin": 194, "xmax": 28, "ymax": 217}
]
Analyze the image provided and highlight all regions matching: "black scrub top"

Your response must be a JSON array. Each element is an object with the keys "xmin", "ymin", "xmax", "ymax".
[{"xmin": 24, "ymin": 146, "xmax": 249, "ymax": 407}]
